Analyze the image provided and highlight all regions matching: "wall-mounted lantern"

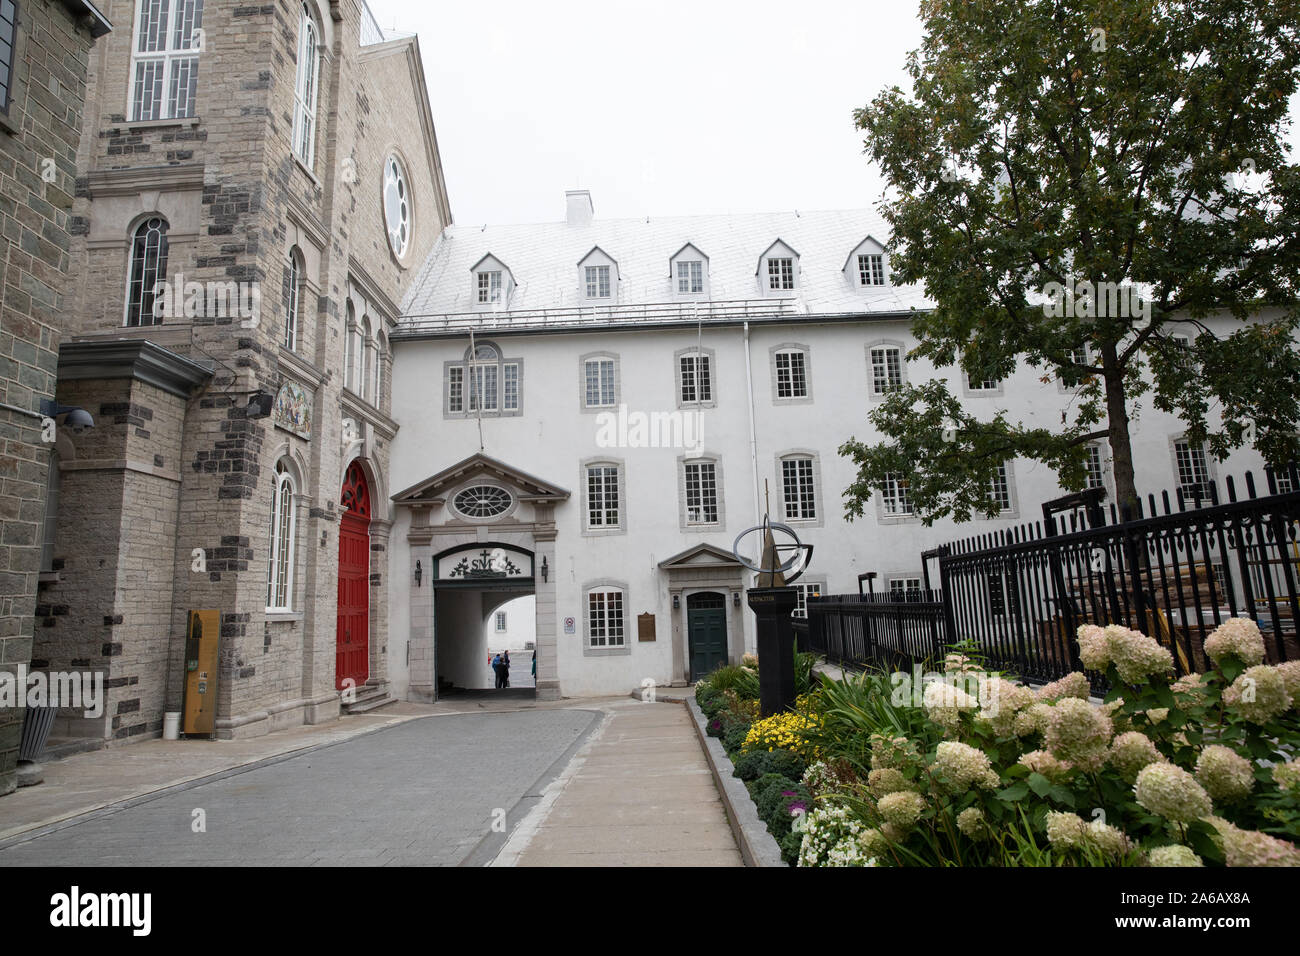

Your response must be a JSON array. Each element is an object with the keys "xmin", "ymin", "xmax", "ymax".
[
  {"xmin": 414, "ymin": 560, "xmax": 422, "ymax": 587},
  {"xmin": 672, "ymin": 594, "xmax": 680, "ymax": 610},
  {"xmin": 540, "ymin": 556, "xmax": 548, "ymax": 583}
]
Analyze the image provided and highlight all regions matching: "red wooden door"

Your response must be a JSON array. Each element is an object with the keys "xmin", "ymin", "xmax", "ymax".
[{"xmin": 337, "ymin": 463, "xmax": 371, "ymax": 690}]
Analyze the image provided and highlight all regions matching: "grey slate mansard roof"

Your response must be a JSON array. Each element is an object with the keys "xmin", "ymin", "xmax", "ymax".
[{"xmin": 399, "ymin": 207, "xmax": 935, "ymax": 322}]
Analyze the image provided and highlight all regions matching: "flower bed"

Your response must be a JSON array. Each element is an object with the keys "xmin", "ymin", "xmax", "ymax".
[{"xmin": 701, "ymin": 622, "xmax": 1300, "ymax": 867}]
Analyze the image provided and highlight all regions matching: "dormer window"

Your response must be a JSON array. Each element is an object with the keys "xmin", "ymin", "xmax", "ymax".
[
  {"xmin": 677, "ymin": 261, "xmax": 703, "ymax": 294},
  {"xmin": 578, "ymin": 247, "xmax": 619, "ymax": 302},
  {"xmin": 477, "ymin": 271, "xmax": 502, "ymax": 305},
  {"xmin": 756, "ymin": 240, "xmax": 799, "ymax": 297},
  {"xmin": 844, "ymin": 236, "xmax": 889, "ymax": 288},
  {"xmin": 768, "ymin": 258, "xmax": 794, "ymax": 291},
  {"xmin": 858, "ymin": 254, "xmax": 885, "ymax": 286},
  {"xmin": 469, "ymin": 254, "xmax": 515, "ymax": 309},
  {"xmin": 585, "ymin": 265, "xmax": 611, "ymax": 298},
  {"xmin": 669, "ymin": 243, "xmax": 710, "ymax": 299}
]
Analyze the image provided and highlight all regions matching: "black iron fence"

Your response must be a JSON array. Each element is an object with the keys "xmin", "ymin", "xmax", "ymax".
[{"xmin": 805, "ymin": 466, "xmax": 1300, "ymax": 686}]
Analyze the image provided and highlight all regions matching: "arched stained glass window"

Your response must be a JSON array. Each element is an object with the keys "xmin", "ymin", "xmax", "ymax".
[{"xmin": 125, "ymin": 217, "xmax": 170, "ymax": 327}]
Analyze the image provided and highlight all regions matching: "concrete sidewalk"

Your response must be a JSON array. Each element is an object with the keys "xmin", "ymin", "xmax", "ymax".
[{"xmin": 500, "ymin": 699, "xmax": 743, "ymax": 867}]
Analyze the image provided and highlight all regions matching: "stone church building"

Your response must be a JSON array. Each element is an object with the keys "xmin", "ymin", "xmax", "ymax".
[{"xmin": 31, "ymin": 0, "xmax": 450, "ymax": 745}]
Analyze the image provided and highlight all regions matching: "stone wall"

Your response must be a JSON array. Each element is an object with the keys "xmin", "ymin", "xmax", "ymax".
[{"xmin": 0, "ymin": 2, "xmax": 102, "ymax": 795}]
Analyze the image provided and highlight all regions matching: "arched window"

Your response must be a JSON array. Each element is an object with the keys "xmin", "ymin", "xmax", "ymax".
[
  {"xmin": 125, "ymin": 216, "xmax": 170, "ymax": 327},
  {"xmin": 445, "ymin": 341, "xmax": 521, "ymax": 417},
  {"xmin": 374, "ymin": 331, "xmax": 386, "ymax": 406},
  {"xmin": 285, "ymin": 247, "xmax": 303, "ymax": 351},
  {"xmin": 292, "ymin": 4, "xmax": 320, "ymax": 167},
  {"xmin": 343, "ymin": 300, "xmax": 356, "ymax": 391},
  {"xmin": 360, "ymin": 317, "xmax": 372, "ymax": 402},
  {"xmin": 266, "ymin": 461, "xmax": 296, "ymax": 612}
]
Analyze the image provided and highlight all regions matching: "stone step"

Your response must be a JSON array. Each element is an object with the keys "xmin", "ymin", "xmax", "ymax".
[{"xmin": 342, "ymin": 681, "xmax": 395, "ymax": 714}]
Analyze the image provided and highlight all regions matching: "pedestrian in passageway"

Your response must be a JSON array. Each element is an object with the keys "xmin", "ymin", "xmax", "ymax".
[
  {"xmin": 491, "ymin": 652, "xmax": 504, "ymax": 689},
  {"xmin": 501, "ymin": 650, "xmax": 511, "ymax": 688}
]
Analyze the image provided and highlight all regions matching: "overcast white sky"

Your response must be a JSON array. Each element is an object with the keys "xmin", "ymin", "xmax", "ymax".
[{"xmin": 366, "ymin": 0, "xmax": 1300, "ymax": 228}]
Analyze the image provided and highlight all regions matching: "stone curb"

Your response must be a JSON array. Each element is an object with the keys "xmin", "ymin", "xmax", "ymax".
[{"xmin": 682, "ymin": 696, "xmax": 785, "ymax": 868}]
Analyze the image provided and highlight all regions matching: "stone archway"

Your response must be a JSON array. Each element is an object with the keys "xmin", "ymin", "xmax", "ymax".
[{"xmin": 392, "ymin": 453, "xmax": 570, "ymax": 701}]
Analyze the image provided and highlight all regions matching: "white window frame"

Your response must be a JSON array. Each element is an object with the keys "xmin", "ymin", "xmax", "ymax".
[
  {"xmin": 587, "ymin": 587, "xmax": 626, "ymax": 649},
  {"xmin": 683, "ymin": 459, "xmax": 719, "ymax": 526},
  {"xmin": 585, "ymin": 264, "xmax": 611, "ymax": 299},
  {"xmin": 988, "ymin": 462, "xmax": 1014, "ymax": 513},
  {"xmin": 284, "ymin": 248, "xmax": 302, "ymax": 352},
  {"xmin": 292, "ymin": 3, "xmax": 321, "ymax": 168},
  {"xmin": 774, "ymin": 348, "xmax": 808, "ymax": 400},
  {"xmin": 1084, "ymin": 442, "xmax": 1108, "ymax": 492},
  {"xmin": 881, "ymin": 472, "xmax": 913, "ymax": 517},
  {"xmin": 477, "ymin": 270, "xmax": 503, "ymax": 305},
  {"xmin": 1173, "ymin": 439, "xmax": 1214, "ymax": 502},
  {"xmin": 888, "ymin": 576, "xmax": 924, "ymax": 599},
  {"xmin": 129, "ymin": 0, "xmax": 203, "ymax": 122},
  {"xmin": 495, "ymin": 612, "xmax": 507, "ymax": 632},
  {"xmin": 793, "ymin": 581, "xmax": 823, "ymax": 619},
  {"xmin": 767, "ymin": 257, "xmax": 795, "ymax": 291},
  {"xmin": 869, "ymin": 344, "xmax": 904, "ymax": 396},
  {"xmin": 966, "ymin": 372, "xmax": 1000, "ymax": 393},
  {"xmin": 678, "ymin": 350, "xmax": 713, "ymax": 406},
  {"xmin": 445, "ymin": 342, "xmax": 522, "ymax": 418},
  {"xmin": 780, "ymin": 455, "xmax": 817, "ymax": 521},
  {"xmin": 676, "ymin": 260, "xmax": 703, "ymax": 294},
  {"xmin": 584, "ymin": 357, "xmax": 616, "ymax": 409},
  {"xmin": 857, "ymin": 253, "xmax": 885, "ymax": 287},
  {"xmin": 585, "ymin": 463, "xmax": 621, "ymax": 530},
  {"xmin": 124, "ymin": 216, "xmax": 170, "ymax": 327},
  {"xmin": 266, "ymin": 462, "xmax": 296, "ymax": 612}
]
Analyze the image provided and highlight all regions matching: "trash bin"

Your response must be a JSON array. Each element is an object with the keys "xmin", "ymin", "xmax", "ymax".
[
  {"xmin": 18, "ymin": 704, "xmax": 56, "ymax": 762},
  {"xmin": 163, "ymin": 712, "xmax": 181, "ymax": 740}
]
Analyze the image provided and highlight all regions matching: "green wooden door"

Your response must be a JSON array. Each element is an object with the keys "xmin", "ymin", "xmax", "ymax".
[{"xmin": 688, "ymin": 592, "xmax": 728, "ymax": 682}]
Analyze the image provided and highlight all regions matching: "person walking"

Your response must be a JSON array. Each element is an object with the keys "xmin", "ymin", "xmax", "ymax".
[
  {"xmin": 491, "ymin": 652, "xmax": 503, "ymax": 689},
  {"xmin": 531, "ymin": 650, "xmax": 537, "ymax": 683},
  {"xmin": 501, "ymin": 650, "xmax": 511, "ymax": 688}
]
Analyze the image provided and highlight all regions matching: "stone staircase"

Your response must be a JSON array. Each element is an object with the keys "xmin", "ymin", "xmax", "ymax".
[{"xmin": 342, "ymin": 680, "xmax": 396, "ymax": 715}]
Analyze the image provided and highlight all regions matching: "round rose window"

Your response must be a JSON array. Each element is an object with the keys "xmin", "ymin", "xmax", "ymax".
[
  {"xmin": 453, "ymin": 485, "xmax": 511, "ymax": 518},
  {"xmin": 383, "ymin": 154, "xmax": 411, "ymax": 259}
]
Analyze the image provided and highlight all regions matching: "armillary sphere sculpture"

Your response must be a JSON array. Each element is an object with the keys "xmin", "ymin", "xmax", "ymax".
[
  {"xmin": 732, "ymin": 516, "xmax": 813, "ymax": 588},
  {"xmin": 734, "ymin": 512, "xmax": 813, "ymax": 716}
]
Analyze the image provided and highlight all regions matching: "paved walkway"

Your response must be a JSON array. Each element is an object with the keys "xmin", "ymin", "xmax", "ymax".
[
  {"xmin": 0, "ymin": 709, "xmax": 598, "ymax": 866},
  {"xmin": 0, "ymin": 696, "xmax": 742, "ymax": 867},
  {"xmin": 502, "ymin": 699, "xmax": 743, "ymax": 867}
]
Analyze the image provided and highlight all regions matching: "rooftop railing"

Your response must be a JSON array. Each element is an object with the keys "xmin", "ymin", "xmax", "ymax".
[{"xmin": 393, "ymin": 299, "xmax": 800, "ymax": 338}]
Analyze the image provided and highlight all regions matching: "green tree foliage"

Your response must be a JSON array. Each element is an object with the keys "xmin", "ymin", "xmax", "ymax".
[{"xmin": 842, "ymin": 0, "xmax": 1300, "ymax": 522}]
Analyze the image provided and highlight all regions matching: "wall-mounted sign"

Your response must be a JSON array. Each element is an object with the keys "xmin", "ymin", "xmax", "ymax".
[
  {"xmin": 564, "ymin": 617, "xmax": 575, "ymax": 634},
  {"xmin": 435, "ymin": 544, "xmax": 534, "ymax": 580},
  {"xmin": 637, "ymin": 613, "xmax": 656, "ymax": 642},
  {"xmin": 272, "ymin": 381, "xmax": 313, "ymax": 439}
]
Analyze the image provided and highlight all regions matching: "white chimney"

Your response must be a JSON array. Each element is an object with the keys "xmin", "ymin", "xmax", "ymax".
[{"xmin": 565, "ymin": 189, "xmax": 593, "ymax": 226}]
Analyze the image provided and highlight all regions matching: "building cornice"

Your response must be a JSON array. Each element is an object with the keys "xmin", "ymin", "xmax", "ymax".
[
  {"xmin": 84, "ymin": 163, "xmax": 205, "ymax": 198},
  {"xmin": 58, "ymin": 339, "xmax": 213, "ymax": 398}
]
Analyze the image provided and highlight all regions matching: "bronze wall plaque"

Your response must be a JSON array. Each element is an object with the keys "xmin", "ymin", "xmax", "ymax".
[{"xmin": 637, "ymin": 612, "xmax": 656, "ymax": 642}]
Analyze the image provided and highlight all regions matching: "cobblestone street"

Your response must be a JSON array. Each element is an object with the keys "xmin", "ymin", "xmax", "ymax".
[{"xmin": 0, "ymin": 710, "xmax": 599, "ymax": 867}]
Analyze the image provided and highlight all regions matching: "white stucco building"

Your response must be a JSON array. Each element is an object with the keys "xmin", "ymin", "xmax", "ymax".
[{"xmin": 384, "ymin": 190, "xmax": 1280, "ymax": 701}]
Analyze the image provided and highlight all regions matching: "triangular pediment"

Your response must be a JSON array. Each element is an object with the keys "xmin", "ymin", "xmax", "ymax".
[
  {"xmin": 658, "ymin": 543, "xmax": 744, "ymax": 570},
  {"xmin": 392, "ymin": 453, "xmax": 570, "ymax": 504}
]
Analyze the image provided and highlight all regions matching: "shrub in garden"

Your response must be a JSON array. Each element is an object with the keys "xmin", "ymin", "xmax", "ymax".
[
  {"xmin": 792, "ymin": 618, "xmax": 1300, "ymax": 867},
  {"xmin": 740, "ymin": 696, "xmax": 823, "ymax": 760},
  {"xmin": 731, "ymin": 747, "xmax": 807, "ymax": 783}
]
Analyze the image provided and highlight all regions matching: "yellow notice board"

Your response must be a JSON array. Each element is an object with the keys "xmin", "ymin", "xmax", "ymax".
[{"xmin": 182, "ymin": 609, "xmax": 220, "ymax": 737}]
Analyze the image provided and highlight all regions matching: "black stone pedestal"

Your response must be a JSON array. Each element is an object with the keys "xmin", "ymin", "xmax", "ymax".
[{"xmin": 747, "ymin": 587, "xmax": 798, "ymax": 716}]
